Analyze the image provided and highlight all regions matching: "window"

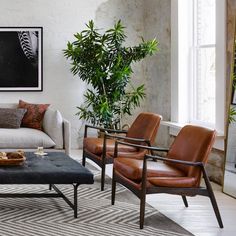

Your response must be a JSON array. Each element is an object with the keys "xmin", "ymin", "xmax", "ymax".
[
  {"xmin": 171, "ymin": 0, "xmax": 225, "ymax": 131},
  {"xmin": 170, "ymin": 0, "xmax": 225, "ymax": 149},
  {"xmin": 192, "ymin": 0, "xmax": 216, "ymax": 127}
]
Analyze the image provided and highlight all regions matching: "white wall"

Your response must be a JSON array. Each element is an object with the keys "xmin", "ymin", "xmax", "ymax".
[{"xmin": 0, "ymin": 0, "xmax": 148, "ymax": 148}]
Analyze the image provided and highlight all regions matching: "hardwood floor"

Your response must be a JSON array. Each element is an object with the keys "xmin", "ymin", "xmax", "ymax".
[
  {"xmin": 71, "ymin": 150, "xmax": 236, "ymax": 236},
  {"xmin": 146, "ymin": 184, "xmax": 236, "ymax": 236}
]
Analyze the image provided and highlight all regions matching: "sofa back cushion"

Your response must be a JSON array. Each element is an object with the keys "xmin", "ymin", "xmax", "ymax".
[
  {"xmin": 43, "ymin": 109, "xmax": 64, "ymax": 149},
  {"xmin": 0, "ymin": 108, "xmax": 27, "ymax": 128},
  {"xmin": 18, "ymin": 100, "xmax": 50, "ymax": 130},
  {"xmin": 0, "ymin": 103, "xmax": 17, "ymax": 109}
]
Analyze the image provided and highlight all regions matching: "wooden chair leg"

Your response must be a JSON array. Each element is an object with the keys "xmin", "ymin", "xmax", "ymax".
[
  {"xmin": 111, "ymin": 171, "xmax": 116, "ymax": 205},
  {"xmin": 206, "ymin": 183, "xmax": 224, "ymax": 228},
  {"xmin": 140, "ymin": 192, "xmax": 146, "ymax": 229},
  {"xmin": 182, "ymin": 196, "xmax": 188, "ymax": 207},
  {"xmin": 101, "ymin": 163, "xmax": 106, "ymax": 191},
  {"xmin": 82, "ymin": 151, "xmax": 86, "ymax": 166},
  {"xmin": 202, "ymin": 167, "xmax": 224, "ymax": 228}
]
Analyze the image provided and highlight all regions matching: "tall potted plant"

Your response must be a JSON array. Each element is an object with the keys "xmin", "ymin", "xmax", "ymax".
[{"xmin": 64, "ymin": 20, "xmax": 158, "ymax": 129}]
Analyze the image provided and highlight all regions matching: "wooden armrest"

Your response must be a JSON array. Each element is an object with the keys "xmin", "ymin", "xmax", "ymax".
[
  {"xmin": 113, "ymin": 140, "xmax": 169, "ymax": 158},
  {"xmin": 145, "ymin": 154, "xmax": 203, "ymax": 167},
  {"xmin": 84, "ymin": 124, "xmax": 127, "ymax": 137},
  {"xmin": 115, "ymin": 141, "xmax": 169, "ymax": 152},
  {"xmin": 105, "ymin": 133, "xmax": 148, "ymax": 143}
]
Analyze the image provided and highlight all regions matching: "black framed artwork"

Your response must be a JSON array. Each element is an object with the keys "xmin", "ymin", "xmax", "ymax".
[
  {"xmin": 0, "ymin": 27, "xmax": 43, "ymax": 91},
  {"xmin": 232, "ymin": 88, "xmax": 236, "ymax": 105}
]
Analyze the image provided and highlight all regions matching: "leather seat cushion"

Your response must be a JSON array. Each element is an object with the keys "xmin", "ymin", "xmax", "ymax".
[
  {"xmin": 83, "ymin": 137, "xmax": 137, "ymax": 155},
  {"xmin": 114, "ymin": 158, "xmax": 185, "ymax": 181},
  {"xmin": 148, "ymin": 177, "xmax": 198, "ymax": 188}
]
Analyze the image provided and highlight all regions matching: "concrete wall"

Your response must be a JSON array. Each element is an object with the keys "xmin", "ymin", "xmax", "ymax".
[
  {"xmin": 143, "ymin": 0, "xmax": 171, "ymax": 147},
  {"xmin": 94, "ymin": 0, "xmax": 146, "ymax": 131},
  {"xmin": 0, "ymin": 0, "xmax": 147, "ymax": 148}
]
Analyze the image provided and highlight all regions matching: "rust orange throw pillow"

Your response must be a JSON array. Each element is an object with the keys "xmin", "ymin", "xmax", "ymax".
[{"xmin": 18, "ymin": 100, "xmax": 50, "ymax": 130}]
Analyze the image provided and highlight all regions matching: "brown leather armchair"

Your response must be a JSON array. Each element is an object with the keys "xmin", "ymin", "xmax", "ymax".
[
  {"xmin": 112, "ymin": 125, "xmax": 223, "ymax": 229},
  {"xmin": 82, "ymin": 112, "xmax": 162, "ymax": 190}
]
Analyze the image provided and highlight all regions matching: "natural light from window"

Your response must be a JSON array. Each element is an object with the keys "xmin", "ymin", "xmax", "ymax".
[
  {"xmin": 193, "ymin": 0, "xmax": 216, "ymax": 125},
  {"xmin": 171, "ymin": 0, "xmax": 225, "ymax": 149}
]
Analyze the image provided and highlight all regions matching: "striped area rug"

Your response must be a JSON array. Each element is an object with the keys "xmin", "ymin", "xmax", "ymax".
[{"xmin": 0, "ymin": 167, "xmax": 193, "ymax": 236}]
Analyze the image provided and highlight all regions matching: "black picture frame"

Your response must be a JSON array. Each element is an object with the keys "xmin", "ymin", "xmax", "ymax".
[
  {"xmin": 231, "ymin": 42, "xmax": 236, "ymax": 104},
  {"xmin": 232, "ymin": 58, "xmax": 236, "ymax": 104},
  {"xmin": 232, "ymin": 89, "xmax": 236, "ymax": 105},
  {"xmin": 0, "ymin": 27, "xmax": 43, "ymax": 91}
]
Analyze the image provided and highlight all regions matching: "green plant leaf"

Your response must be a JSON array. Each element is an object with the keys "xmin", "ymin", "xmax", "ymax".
[{"xmin": 64, "ymin": 20, "xmax": 159, "ymax": 128}]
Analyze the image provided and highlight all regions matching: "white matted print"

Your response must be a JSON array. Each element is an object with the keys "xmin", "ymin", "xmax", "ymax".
[{"xmin": 0, "ymin": 27, "xmax": 43, "ymax": 91}]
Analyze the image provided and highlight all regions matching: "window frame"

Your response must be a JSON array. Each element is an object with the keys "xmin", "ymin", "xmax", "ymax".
[{"xmin": 169, "ymin": 0, "xmax": 226, "ymax": 150}]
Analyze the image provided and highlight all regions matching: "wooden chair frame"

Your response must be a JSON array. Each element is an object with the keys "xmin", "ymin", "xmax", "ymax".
[
  {"xmin": 82, "ymin": 124, "xmax": 152, "ymax": 191},
  {"xmin": 111, "ymin": 141, "xmax": 224, "ymax": 229}
]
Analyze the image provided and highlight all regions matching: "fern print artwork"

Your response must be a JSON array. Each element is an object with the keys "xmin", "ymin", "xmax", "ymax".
[{"xmin": 0, "ymin": 27, "xmax": 42, "ymax": 91}]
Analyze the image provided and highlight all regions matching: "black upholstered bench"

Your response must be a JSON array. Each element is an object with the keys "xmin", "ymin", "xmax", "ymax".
[{"xmin": 0, "ymin": 152, "xmax": 94, "ymax": 217}]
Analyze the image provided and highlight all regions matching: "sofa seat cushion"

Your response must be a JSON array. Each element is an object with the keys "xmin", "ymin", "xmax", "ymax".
[
  {"xmin": 0, "ymin": 128, "xmax": 56, "ymax": 148},
  {"xmin": 114, "ymin": 157, "xmax": 185, "ymax": 181}
]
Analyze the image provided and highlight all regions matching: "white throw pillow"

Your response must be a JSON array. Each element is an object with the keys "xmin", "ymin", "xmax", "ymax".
[{"xmin": 43, "ymin": 109, "xmax": 63, "ymax": 149}]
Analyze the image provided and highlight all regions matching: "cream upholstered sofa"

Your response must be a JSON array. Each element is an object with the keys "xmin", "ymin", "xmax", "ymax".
[{"xmin": 0, "ymin": 103, "xmax": 71, "ymax": 155}]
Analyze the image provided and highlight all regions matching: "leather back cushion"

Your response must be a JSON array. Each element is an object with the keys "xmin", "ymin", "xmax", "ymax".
[
  {"xmin": 18, "ymin": 100, "xmax": 50, "ymax": 130},
  {"xmin": 126, "ymin": 113, "xmax": 162, "ymax": 144},
  {"xmin": 167, "ymin": 125, "xmax": 216, "ymax": 177}
]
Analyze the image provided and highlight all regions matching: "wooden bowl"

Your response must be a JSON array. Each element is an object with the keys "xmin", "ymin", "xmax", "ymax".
[{"xmin": 0, "ymin": 152, "xmax": 26, "ymax": 166}]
